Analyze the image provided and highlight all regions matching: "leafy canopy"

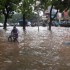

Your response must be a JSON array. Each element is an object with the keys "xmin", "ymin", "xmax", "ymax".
[
  {"xmin": 40, "ymin": 0, "xmax": 70, "ymax": 12},
  {"xmin": 18, "ymin": 0, "xmax": 35, "ymax": 18},
  {"xmin": 0, "ymin": 0, "xmax": 21, "ymax": 15}
]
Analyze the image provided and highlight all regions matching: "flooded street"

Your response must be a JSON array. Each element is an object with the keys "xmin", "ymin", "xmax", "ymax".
[{"xmin": 0, "ymin": 26, "xmax": 70, "ymax": 70}]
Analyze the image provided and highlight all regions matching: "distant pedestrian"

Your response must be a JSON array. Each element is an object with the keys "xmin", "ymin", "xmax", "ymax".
[
  {"xmin": 63, "ymin": 9, "xmax": 69, "ymax": 21},
  {"xmin": 57, "ymin": 10, "xmax": 62, "ymax": 25}
]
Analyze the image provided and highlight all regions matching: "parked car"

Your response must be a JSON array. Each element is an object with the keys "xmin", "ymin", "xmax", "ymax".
[
  {"xmin": 27, "ymin": 22, "xmax": 31, "ymax": 26},
  {"xmin": 60, "ymin": 20, "xmax": 70, "ymax": 27},
  {"xmin": 0, "ymin": 23, "xmax": 3, "ymax": 27},
  {"xmin": 19, "ymin": 20, "xmax": 27, "ymax": 26},
  {"xmin": 7, "ymin": 23, "xmax": 10, "ymax": 26},
  {"xmin": 31, "ymin": 23, "xmax": 37, "ymax": 27},
  {"xmin": 52, "ymin": 21, "xmax": 60, "ymax": 26}
]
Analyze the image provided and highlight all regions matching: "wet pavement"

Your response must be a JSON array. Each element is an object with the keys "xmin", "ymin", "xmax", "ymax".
[{"xmin": 0, "ymin": 26, "xmax": 70, "ymax": 70}]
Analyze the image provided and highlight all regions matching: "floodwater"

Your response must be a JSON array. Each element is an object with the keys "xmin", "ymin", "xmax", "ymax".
[{"xmin": 0, "ymin": 26, "xmax": 70, "ymax": 70}]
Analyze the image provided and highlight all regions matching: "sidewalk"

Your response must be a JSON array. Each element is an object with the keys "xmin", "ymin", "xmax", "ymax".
[{"xmin": 0, "ymin": 26, "xmax": 70, "ymax": 70}]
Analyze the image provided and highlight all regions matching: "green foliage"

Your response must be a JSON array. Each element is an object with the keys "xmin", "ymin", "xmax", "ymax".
[
  {"xmin": 40, "ymin": 0, "xmax": 70, "ymax": 12},
  {"xmin": 0, "ymin": 0, "xmax": 21, "ymax": 17},
  {"xmin": 40, "ymin": 0, "xmax": 51, "ymax": 10},
  {"xmin": 0, "ymin": 15, "xmax": 4, "ymax": 22},
  {"xmin": 19, "ymin": 0, "xmax": 35, "ymax": 19}
]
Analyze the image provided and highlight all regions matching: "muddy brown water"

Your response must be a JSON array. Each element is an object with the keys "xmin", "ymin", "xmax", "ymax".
[{"xmin": 0, "ymin": 26, "xmax": 70, "ymax": 70}]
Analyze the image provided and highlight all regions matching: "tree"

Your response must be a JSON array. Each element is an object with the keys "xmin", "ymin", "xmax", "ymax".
[
  {"xmin": 40, "ymin": 0, "xmax": 70, "ymax": 30},
  {"xmin": 0, "ymin": 0, "xmax": 21, "ymax": 30},
  {"xmin": 18, "ymin": 0, "xmax": 35, "ymax": 30}
]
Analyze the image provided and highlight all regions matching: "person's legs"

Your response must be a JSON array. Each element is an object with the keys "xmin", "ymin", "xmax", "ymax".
[
  {"xmin": 8, "ymin": 35, "xmax": 12, "ymax": 42},
  {"xmin": 13, "ymin": 34, "xmax": 18, "ymax": 42}
]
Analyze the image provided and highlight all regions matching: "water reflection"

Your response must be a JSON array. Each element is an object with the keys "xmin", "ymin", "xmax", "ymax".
[{"xmin": 0, "ymin": 26, "xmax": 70, "ymax": 70}]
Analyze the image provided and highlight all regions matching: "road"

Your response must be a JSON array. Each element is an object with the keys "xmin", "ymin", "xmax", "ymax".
[{"xmin": 0, "ymin": 26, "xmax": 70, "ymax": 70}]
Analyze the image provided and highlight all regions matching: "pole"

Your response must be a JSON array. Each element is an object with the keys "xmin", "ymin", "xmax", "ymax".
[{"xmin": 38, "ymin": 10, "xmax": 39, "ymax": 31}]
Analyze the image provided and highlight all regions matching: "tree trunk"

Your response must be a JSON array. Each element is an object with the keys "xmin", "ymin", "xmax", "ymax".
[
  {"xmin": 48, "ymin": 5, "xmax": 53, "ymax": 30},
  {"xmin": 49, "ymin": 18, "xmax": 52, "ymax": 30},
  {"xmin": 23, "ymin": 14, "xmax": 26, "ymax": 31},
  {"xmin": 49, "ymin": 5, "xmax": 58, "ymax": 30},
  {"xmin": 3, "ymin": 14, "xmax": 8, "ymax": 30}
]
